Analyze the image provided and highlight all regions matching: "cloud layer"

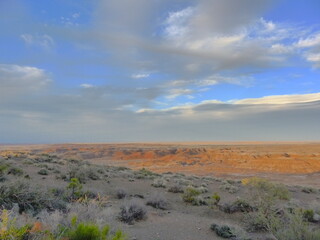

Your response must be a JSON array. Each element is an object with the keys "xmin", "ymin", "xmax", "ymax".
[{"xmin": 0, "ymin": 0, "xmax": 320, "ymax": 143}]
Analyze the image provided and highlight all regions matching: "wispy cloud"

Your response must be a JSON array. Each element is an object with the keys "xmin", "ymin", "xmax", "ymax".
[{"xmin": 20, "ymin": 34, "xmax": 55, "ymax": 50}]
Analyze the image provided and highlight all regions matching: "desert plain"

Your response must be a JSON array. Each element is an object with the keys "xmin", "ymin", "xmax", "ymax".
[{"xmin": 0, "ymin": 142, "xmax": 319, "ymax": 240}]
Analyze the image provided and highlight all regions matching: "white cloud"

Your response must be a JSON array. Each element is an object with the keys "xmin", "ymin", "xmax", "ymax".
[
  {"xmin": 296, "ymin": 34, "xmax": 320, "ymax": 48},
  {"xmin": 295, "ymin": 33, "xmax": 320, "ymax": 68},
  {"xmin": 164, "ymin": 7, "xmax": 194, "ymax": 39},
  {"xmin": 72, "ymin": 13, "xmax": 80, "ymax": 19},
  {"xmin": 21, "ymin": 34, "xmax": 55, "ymax": 49},
  {"xmin": 80, "ymin": 83, "xmax": 94, "ymax": 88},
  {"xmin": 131, "ymin": 73, "xmax": 150, "ymax": 79},
  {"xmin": 165, "ymin": 88, "xmax": 193, "ymax": 100},
  {"xmin": 139, "ymin": 92, "xmax": 320, "ymax": 114},
  {"xmin": 233, "ymin": 92, "xmax": 320, "ymax": 105},
  {"xmin": 0, "ymin": 64, "xmax": 51, "ymax": 98}
]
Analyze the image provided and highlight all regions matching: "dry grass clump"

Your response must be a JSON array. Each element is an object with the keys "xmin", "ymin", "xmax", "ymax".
[
  {"xmin": 151, "ymin": 178, "xmax": 167, "ymax": 188},
  {"xmin": 220, "ymin": 198, "xmax": 254, "ymax": 214},
  {"xmin": 168, "ymin": 184, "xmax": 184, "ymax": 193},
  {"xmin": 242, "ymin": 177, "xmax": 290, "ymax": 200},
  {"xmin": 0, "ymin": 182, "xmax": 55, "ymax": 215},
  {"xmin": 116, "ymin": 188, "xmax": 127, "ymax": 199},
  {"xmin": 219, "ymin": 181, "xmax": 239, "ymax": 194},
  {"xmin": 146, "ymin": 193, "xmax": 169, "ymax": 210},
  {"xmin": 119, "ymin": 199, "xmax": 147, "ymax": 224},
  {"xmin": 134, "ymin": 168, "xmax": 160, "ymax": 179}
]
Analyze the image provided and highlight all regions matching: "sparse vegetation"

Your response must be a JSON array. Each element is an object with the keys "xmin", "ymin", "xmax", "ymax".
[
  {"xmin": 116, "ymin": 188, "xmax": 127, "ymax": 199},
  {"xmin": 211, "ymin": 192, "xmax": 220, "ymax": 206},
  {"xmin": 66, "ymin": 216, "xmax": 126, "ymax": 240},
  {"xmin": 0, "ymin": 147, "xmax": 319, "ymax": 240},
  {"xmin": 219, "ymin": 181, "xmax": 239, "ymax": 194},
  {"xmin": 67, "ymin": 178, "xmax": 83, "ymax": 200},
  {"xmin": 146, "ymin": 193, "xmax": 169, "ymax": 210},
  {"xmin": 0, "ymin": 181, "xmax": 53, "ymax": 215},
  {"xmin": 38, "ymin": 168, "xmax": 49, "ymax": 175},
  {"xmin": 151, "ymin": 178, "xmax": 167, "ymax": 188},
  {"xmin": 168, "ymin": 184, "xmax": 184, "ymax": 193},
  {"xmin": 210, "ymin": 224, "xmax": 236, "ymax": 239},
  {"xmin": 119, "ymin": 199, "xmax": 147, "ymax": 224}
]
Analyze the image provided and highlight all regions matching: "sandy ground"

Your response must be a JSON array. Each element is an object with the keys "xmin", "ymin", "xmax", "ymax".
[{"xmin": 1, "ymin": 142, "xmax": 319, "ymax": 187}]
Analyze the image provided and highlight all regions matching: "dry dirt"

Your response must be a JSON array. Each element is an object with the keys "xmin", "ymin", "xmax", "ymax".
[{"xmin": 1, "ymin": 142, "xmax": 319, "ymax": 187}]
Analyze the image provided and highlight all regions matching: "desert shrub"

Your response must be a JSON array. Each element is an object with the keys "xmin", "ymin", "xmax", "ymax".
[
  {"xmin": 219, "ymin": 181, "xmax": 239, "ymax": 194},
  {"xmin": 212, "ymin": 192, "xmax": 220, "ymax": 206},
  {"xmin": 210, "ymin": 224, "xmax": 236, "ymax": 239},
  {"xmin": 197, "ymin": 186, "xmax": 208, "ymax": 193},
  {"xmin": 116, "ymin": 188, "xmax": 127, "ymax": 199},
  {"xmin": 7, "ymin": 166, "xmax": 23, "ymax": 176},
  {"xmin": 302, "ymin": 187, "xmax": 317, "ymax": 194},
  {"xmin": 38, "ymin": 168, "xmax": 49, "ymax": 175},
  {"xmin": 221, "ymin": 198, "xmax": 254, "ymax": 214},
  {"xmin": 173, "ymin": 178, "xmax": 192, "ymax": 186},
  {"xmin": 68, "ymin": 167, "xmax": 88, "ymax": 184},
  {"xmin": 271, "ymin": 210, "xmax": 320, "ymax": 240},
  {"xmin": 64, "ymin": 216, "xmax": 126, "ymax": 240},
  {"xmin": 67, "ymin": 178, "xmax": 83, "ymax": 200},
  {"xmin": 0, "ymin": 166, "xmax": 8, "ymax": 182},
  {"xmin": 151, "ymin": 178, "xmax": 167, "ymax": 188},
  {"xmin": 84, "ymin": 166, "xmax": 100, "ymax": 181},
  {"xmin": 302, "ymin": 209, "xmax": 314, "ymax": 222},
  {"xmin": 242, "ymin": 177, "xmax": 290, "ymax": 200},
  {"xmin": 146, "ymin": 193, "xmax": 169, "ymax": 210},
  {"xmin": 134, "ymin": 168, "xmax": 159, "ymax": 179},
  {"xmin": 182, "ymin": 186, "xmax": 200, "ymax": 203},
  {"xmin": 0, "ymin": 163, "xmax": 8, "ymax": 173},
  {"xmin": 0, "ymin": 209, "xmax": 30, "ymax": 240},
  {"xmin": 168, "ymin": 184, "xmax": 184, "ymax": 193},
  {"xmin": 182, "ymin": 186, "xmax": 206, "ymax": 205},
  {"xmin": 0, "ymin": 182, "xmax": 53, "ymax": 215},
  {"xmin": 119, "ymin": 199, "xmax": 147, "ymax": 224},
  {"xmin": 244, "ymin": 208, "xmax": 278, "ymax": 232}
]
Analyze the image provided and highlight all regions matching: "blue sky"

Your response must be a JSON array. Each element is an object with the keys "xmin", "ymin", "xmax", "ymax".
[{"xmin": 0, "ymin": 0, "xmax": 320, "ymax": 143}]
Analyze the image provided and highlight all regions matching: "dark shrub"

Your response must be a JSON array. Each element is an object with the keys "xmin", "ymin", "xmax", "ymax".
[
  {"xmin": 116, "ymin": 188, "xmax": 127, "ymax": 199},
  {"xmin": 38, "ymin": 169, "xmax": 49, "ymax": 175},
  {"xmin": 119, "ymin": 199, "xmax": 147, "ymax": 224},
  {"xmin": 210, "ymin": 224, "xmax": 236, "ymax": 238},
  {"xmin": 7, "ymin": 166, "xmax": 23, "ymax": 176},
  {"xmin": 0, "ymin": 182, "xmax": 52, "ymax": 214},
  {"xmin": 220, "ymin": 199, "xmax": 254, "ymax": 214}
]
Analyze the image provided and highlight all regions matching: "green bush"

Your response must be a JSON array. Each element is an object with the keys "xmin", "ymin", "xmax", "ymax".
[
  {"xmin": 272, "ymin": 210, "xmax": 320, "ymax": 240},
  {"xmin": 0, "ymin": 209, "xmax": 30, "ymax": 240},
  {"xmin": 182, "ymin": 186, "xmax": 206, "ymax": 205},
  {"xmin": 303, "ymin": 209, "xmax": 314, "ymax": 222},
  {"xmin": 182, "ymin": 186, "xmax": 201, "ymax": 203},
  {"xmin": 65, "ymin": 217, "xmax": 126, "ymax": 240},
  {"xmin": 210, "ymin": 224, "xmax": 236, "ymax": 238},
  {"xmin": 67, "ymin": 178, "xmax": 83, "ymax": 200},
  {"xmin": 212, "ymin": 192, "xmax": 220, "ymax": 206},
  {"xmin": 38, "ymin": 168, "xmax": 49, "ymax": 175},
  {"xmin": 7, "ymin": 166, "xmax": 24, "ymax": 176}
]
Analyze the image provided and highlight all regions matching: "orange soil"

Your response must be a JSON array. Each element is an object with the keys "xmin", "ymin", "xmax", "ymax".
[{"xmin": 1, "ymin": 143, "xmax": 320, "ymax": 176}]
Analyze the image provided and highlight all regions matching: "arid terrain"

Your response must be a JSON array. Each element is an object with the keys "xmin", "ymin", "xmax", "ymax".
[
  {"xmin": 1, "ymin": 142, "xmax": 320, "ymax": 187},
  {"xmin": 0, "ymin": 143, "xmax": 320, "ymax": 240}
]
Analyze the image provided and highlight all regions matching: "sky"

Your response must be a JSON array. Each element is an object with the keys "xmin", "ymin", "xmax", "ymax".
[{"xmin": 0, "ymin": 0, "xmax": 320, "ymax": 143}]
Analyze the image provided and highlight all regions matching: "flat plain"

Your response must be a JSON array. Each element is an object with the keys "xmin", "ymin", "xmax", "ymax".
[{"xmin": 0, "ymin": 142, "xmax": 319, "ymax": 240}]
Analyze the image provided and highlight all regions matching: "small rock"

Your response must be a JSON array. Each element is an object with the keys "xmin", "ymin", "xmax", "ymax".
[{"xmin": 313, "ymin": 213, "xmax": 320, "ymax": 222}]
